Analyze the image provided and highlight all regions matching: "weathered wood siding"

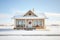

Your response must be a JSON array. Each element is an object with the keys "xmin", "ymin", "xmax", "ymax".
[{"xmin": 14, "ymin": 19, "xmax": 45, "ymax": 29}]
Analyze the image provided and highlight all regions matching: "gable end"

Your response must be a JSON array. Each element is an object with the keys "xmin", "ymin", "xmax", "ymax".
[{"xmin": 23, "ymin": 10, "xmax": 37, "ymax": 17}]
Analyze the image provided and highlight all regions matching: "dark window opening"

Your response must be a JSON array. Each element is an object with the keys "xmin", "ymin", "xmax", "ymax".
[
  {"xmin": 29, "ymin": 22, "xmax": 31, "ymax": 24},
  {"xmin": 29, "ymin": 13, "xmax": 31, "ymax": 15}
]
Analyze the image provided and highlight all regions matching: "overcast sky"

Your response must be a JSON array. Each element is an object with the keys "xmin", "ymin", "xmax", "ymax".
[{"xmin": 0, "ymin": 0, "xmax": 60, "ymax": 25}]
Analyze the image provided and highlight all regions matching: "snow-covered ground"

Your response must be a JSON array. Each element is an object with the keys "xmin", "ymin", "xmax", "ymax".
[
  {"xmin": 0, "ymin": 36, "xmax": 60, "ymax": 40},
  {"xmin": 0, "ymin": 26, "xmax": 60, "ymax": 40},
  {"xmin": 0, "ymin": 26, "xmax": 60, "ymax": 35}
]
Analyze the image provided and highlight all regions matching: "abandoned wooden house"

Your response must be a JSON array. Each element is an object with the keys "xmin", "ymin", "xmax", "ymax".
[{"xmin": 13, "ymin": 10, "xmax": 46, "ymax": 30}]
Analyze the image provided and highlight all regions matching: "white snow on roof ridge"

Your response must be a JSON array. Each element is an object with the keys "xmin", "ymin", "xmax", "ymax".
[
  {"xmin": 13, "ymin": 10, "xmax": 46, "ymax": 19},
  {"xmin": 33, "ymin": 11, "xmax": 46, "ymax": 18}
]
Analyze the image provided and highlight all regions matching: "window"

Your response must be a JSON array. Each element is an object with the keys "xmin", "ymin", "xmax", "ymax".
[
  {"xmin": 38, "ymin": 20, "xmax": 42, "ymax": 26},
  {"xmin": 33, "ymin": 20, "xmax": 42, "ymax": 26},
  {"xmin": 33, "ymin": 20, "xmax": 38, "ymax": 26},
  {"xmin": 29, "ymin": 13, "xmax": 31, "ymax": 15}
]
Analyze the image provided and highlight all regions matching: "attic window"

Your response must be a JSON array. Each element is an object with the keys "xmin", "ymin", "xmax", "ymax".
[{"xmin": 29, "ymin": 13, "xmax": 31, "ymax": 15}]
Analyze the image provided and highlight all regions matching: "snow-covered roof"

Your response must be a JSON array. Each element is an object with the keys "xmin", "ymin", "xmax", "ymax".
[{"xmin": 13, "ymin": 10, "xmax": 46, "ymax": 19}]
